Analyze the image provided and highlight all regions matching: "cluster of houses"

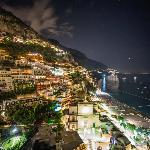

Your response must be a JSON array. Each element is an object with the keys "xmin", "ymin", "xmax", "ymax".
[
  {"xmin": 0, "ymin": 67, "xmax": 33, "ymax": 92},
  {"xmin": 0, "ymin": 49, "xmax": 64, "ymax": 92},
  {"xmin": 0, "ymin": 48, "xmax": 75, "ymax": 112}
]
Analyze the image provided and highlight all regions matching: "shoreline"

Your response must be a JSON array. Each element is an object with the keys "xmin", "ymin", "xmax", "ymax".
[
  {"xmin": 100, "ymin": 95, "xmax": 150, "ymax": 129},
  {"xmin": 110, "ymin": 91, "xmax": 150, "ymax": 118}
]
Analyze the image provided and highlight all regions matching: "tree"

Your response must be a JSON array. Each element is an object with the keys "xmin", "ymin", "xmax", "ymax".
[
  {"xmin": 0, "ymin": 91, "xmax": 16, "ymax": 100},
  {"xmin": 118, "ymin": 116, "xmax": 125, "ymax": 123},
  {"xmin": 120, "ymin": 122, "xmax": 127, "ymax": 129},
  {"xmin": 13, "ymin": 108, "xmax": 35, "ymax": 125},
  {"xmin": 126, "ymin": 123, "xmax": 136, "ymax": 132},
  {"xmin": 69, "ymin": 71, "xmax": 83, "ymax": 84},
  {"xmin": 6, "ymin": 100, "xmax": 63, "ymax": 125},
  {"xmin": 13, "ymin": 80, "xmax": 35, "ymax": 95}
]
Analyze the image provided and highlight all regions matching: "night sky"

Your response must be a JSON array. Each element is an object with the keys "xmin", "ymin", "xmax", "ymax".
[{"xmin": 1, "ymin": 0, "xmax": 150, "ymax": 73}]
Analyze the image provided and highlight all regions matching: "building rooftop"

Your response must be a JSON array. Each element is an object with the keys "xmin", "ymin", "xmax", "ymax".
[{"xmin": 62, "ymin": 131, "xmax": 83, "ymax": 150}]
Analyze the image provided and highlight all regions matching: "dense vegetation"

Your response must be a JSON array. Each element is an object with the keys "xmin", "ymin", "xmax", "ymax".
[
  {"xmin": 0, "ymin": 81, "xmax": 36, "ymax": 100},
  {"xmin": 0, "ymin": 91, "xmax": 16, "ymax": 100},
  {"xmin": 6, "ymin": 101, "xmax": 62, "ymax": 125},
  {"xmin": 13, "ymin": 80, "xmax": 36, "ymax": 95}
]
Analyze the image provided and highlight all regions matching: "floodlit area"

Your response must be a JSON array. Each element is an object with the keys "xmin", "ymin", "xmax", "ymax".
[
  {"xmin": 78, "ymin": 127, "xmax": 110, "ymax": 150},
  {"xmin": 2, "ymin": 135, "xmax": 26, "ymax": 150},
  {"xmin": 99, "ymin": 101, "xmax": 150, "ymax": 150}
]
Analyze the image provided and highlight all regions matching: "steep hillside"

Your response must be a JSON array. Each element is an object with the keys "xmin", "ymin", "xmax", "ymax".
[
  {"xmin": 0, "ymin": 7, "xmax": 39, "ymax": 40},
  {"xmin": 48, "ymin": 39, "xmax": 107, "ymax": 70},
  {"xmin": 0, "ymin": 7, "xmax": 74, "ymax": 65},
  {"xmin": 0, "ymin": 7, "xmax": 53, "ymax": 49},
  {"xmin": 65, "ymin": 48, "xmax": 107, "ymax": 70},
  {"xmin": 0, "ymin": 7, "xmax": 107, "ymax": 70}
]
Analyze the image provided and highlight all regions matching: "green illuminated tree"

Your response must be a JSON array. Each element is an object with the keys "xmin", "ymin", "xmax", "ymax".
[{"xmin": 126, "ymin": 123, "xmax": 136, "ymax": 132}]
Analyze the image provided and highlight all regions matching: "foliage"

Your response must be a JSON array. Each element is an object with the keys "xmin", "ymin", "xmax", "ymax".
[
  {"xmin": 69, "ymin": 71, "xmax": 83, "ymax": 84},
  {"xmin": 117, "ymin": 116, "xmax": 125, "ymax": 123},
  {"xmin": 53, "ymin": 86, "xmax": 67, "ymax": 97},
  {"xmin": 0, "ymin": 81, "xmax": 35, "ymax": 100},
  {"xmin": 0, "ymin": 91, "xmax": 16, "ymax": 100},
  {"xmin": 126, "ymin": 123, "xmax": 136, "ymax": 131},
  {"xmin": 6, "ymin": 101, "xmax": 62, "ymax": 125},
  {"xmin": 84, "ymin": 80, "xmax": 96, "ymax": 92},
  {"xmin": 13, "ymin": 80, "xmax": 35, "ymax": 95},
  {"xmin": 120, "ymin": 122, "xmax": 127, "ymax": 129},
  {"xmin": 0, "ymin": 41, "xmax": 59, "ymax": 63},
  {"xmin": 2, "ymin": 135, "xmax": 27, "ymax": 150},
  {"xmin": 13, "ymin": 108, "xmax": 35, "ymax": 125},
  {"xmin": 0, "ymin": 60, "xmax": 15, "ymax": 67}
]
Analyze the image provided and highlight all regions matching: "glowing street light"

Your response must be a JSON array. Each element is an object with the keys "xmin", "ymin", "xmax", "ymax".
[
  {"xmin": 53, "ymin": 103, "xmax": 62, "ymax": 112},
  {"xmin": 12, "ymin": 127, "xmax": 18, "ymax": 134}
]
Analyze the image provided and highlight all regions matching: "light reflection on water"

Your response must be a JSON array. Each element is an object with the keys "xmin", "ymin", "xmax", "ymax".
[
  {"xmin": 102, "ymin": 74, "xmax": 106, "ymax": 92},
  {"xmin": 110, "ymin": 91, "xmax": 150, "ymax": 116},
  {"xmin": 107, "ymin": 74, "xmax": 150, "ymax": 116}
]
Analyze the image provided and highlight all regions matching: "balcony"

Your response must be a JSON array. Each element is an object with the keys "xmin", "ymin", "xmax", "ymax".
[
  {"xmin": 68, "ymin": 119, "xmax": 77, "ymax": 122},
  {"xmin": 68, "ymin": 117, "xmax": 78, "ymax": 122}
]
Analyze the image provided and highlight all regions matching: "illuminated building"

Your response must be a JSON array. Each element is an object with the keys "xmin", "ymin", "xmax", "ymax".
[
  {"xmin": 65, "ymin": 102, "xmax": 99, "ymax": 131},
  {"xmin": 77, "ymin": 102, "xmax": 99, "ymax": 129},
  {"xmin": 36, "ymin": 79, "xmax": 51, "ymax": 90},
  {"xmin": 15, "ymin": 57, "xmax": 29, "ymax": 66},
  {"xmin": 67, "ymin": 104, "xmax": 78, "ymax": 130},
  {"xmin": 0, "ymin": 49, "xmax": 12, "ymax": 61},
  {"xmin": 51, "ymin": 67, "xmax": 64, "ymax": 76},
  {"xmin": 27, "ymin": 52, "xmax": 44, "ymax": 62},
  {"xmin": 0, "ymin": 68, "xmax": 34, "ymax": 91},
  {"xmin": 0, "ymin": 69, "xmax": 13, "ymax": 91},
  {"xmin": 11, "ymin": 68, "xmax": 33, "ymax": 80},
  {"xmin": 33, "ymin": 67, "xmax": 46, "ymax": 79}
]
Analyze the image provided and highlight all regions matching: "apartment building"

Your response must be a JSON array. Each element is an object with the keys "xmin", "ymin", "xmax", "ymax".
[
  {"xmin": 0, "ymin": 69, "xmax": 13, "ymax": 91},
  {"xmin": 65, "ymin": 102, "xmax": 100, "ymax": 131}
]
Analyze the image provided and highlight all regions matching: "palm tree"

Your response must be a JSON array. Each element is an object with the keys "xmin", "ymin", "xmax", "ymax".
[{"xmin": 126, "ymin": 123, "xmax": 136, "ymax": 132}]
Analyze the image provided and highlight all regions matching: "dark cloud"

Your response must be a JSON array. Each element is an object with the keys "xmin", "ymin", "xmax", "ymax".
[
  {"xmin": 1, "ymin": 0, "xmax": 150, "ymax": 72},
  {"xmin": 1, "ymin": 0, "xmax": 73, "ymax": 37},
  {"xmin": 66, "ymin": 8, "xmax": 72, "ymax": 15}
]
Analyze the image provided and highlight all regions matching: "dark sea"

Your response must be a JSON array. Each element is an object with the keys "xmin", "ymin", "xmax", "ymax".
[{"xmin": 107, "ymin": 74, "xmax": 150, "ymax": 117}]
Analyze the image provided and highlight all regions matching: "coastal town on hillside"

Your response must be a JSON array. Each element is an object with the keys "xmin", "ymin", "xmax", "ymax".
[
  {"xmin": 0, "ymin": 5, "xmax": 150, "ymax": 150},
  {"xmin": 0, "ymin": 36, "xmax": 150, "ymax": 150}
]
